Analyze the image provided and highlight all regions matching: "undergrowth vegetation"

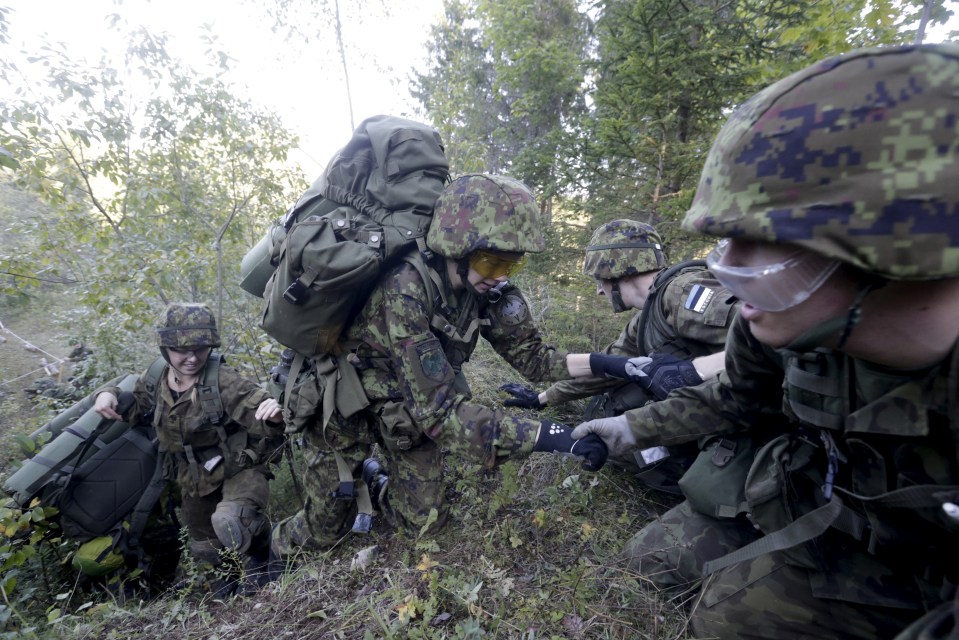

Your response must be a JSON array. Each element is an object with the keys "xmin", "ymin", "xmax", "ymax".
[{"xmin": 0, "ymin": 273, "xmax": 693, "ymax": 639}]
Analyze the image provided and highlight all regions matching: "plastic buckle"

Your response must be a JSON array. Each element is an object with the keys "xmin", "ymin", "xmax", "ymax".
[
  {"xmin": 395, "ymin": 436, "xmax": 412, "ymax": 451},
  {"xmin": 352, "ymin": 512, "xmax": 372, "ymax": 534},
  {"xmin": 283, "ymin": 280, "xmax": 309, "ymax": 305},
  {"xmin": 330, "ymin": 481, "xmax": 355, "ymax": 501},
  {"xmin": 711, "ymin": 438, "xmax": 736, "ymax": 467}
]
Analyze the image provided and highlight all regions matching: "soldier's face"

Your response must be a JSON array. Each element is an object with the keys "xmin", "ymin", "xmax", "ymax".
[
  {"xmin": 167, "ymin": 346, "xmax": 211, "ymax": 376},
  {"xmin": 598, "ymin": 271, "xmax": 657, "ymax": 311},
  {"xmin": 714, "ymin": 239, "xmax": 856, "ymax": 347}
]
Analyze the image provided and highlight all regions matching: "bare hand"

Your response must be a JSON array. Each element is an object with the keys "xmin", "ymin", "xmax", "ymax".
[
  {"xmin": 256, "ymin": 397, "xmax": 282, "ymax": 422},
  {"xmin": 94, "ymin": 392, "xmax": 122, "ymax": 421}
]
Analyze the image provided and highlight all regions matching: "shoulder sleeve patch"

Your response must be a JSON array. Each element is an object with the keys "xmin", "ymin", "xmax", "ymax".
[
  {"xmin": 493, "ymin": 293, "xmax": 529, "ymax": 327},
  {"xmin": 684, "ymin": 284, "xmax": 715, "ymax": 314},
  {"xmin": 414, "ymin": 339, "xmax": 450, "ymax": 383}
]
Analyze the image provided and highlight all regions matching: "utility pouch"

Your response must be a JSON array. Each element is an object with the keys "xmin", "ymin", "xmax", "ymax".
[
  {"xmin": 379, "ymin": 401, "xmax": 423, "ymax": 451},
  {"xmin": 283, "ymin": 358, "xmax": 324, "ymax": 435},
  {"xmin": 678, "ymin": 433, "xmax": 754, "ymax": 520},
  {"xmin": 743, "ymin": 432, "xmax": 825, "ymax": 570},
  {"xmin": 261, "ymin": 208, "xmax": 384, "ymax": 358}
]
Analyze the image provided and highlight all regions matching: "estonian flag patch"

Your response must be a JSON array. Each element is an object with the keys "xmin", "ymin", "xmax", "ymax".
[{"xmin": 684, "ymin": 285, "xmax": 714, "ymax": 314}]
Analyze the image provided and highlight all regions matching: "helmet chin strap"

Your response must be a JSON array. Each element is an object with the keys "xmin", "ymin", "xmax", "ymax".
[
  {"xmin": 785, "ymin": 279, "xmax": 885, "ymax": 352},
  {"xmin": 159, "ymin": 346, "xmax": 204, "ymax": 383},
  {"xmin": 610, "ymin": 281, "xmax": 629, "ymax": 313},
  {"xmin": 457, "ymin": 257, "xmax": 483, "ymax": 298}
]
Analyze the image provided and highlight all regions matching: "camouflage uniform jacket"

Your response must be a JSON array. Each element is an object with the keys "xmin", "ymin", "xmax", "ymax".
[
  {"xmin": 625, "ymin": 312, "xmax": 959, "ymax": 604},
  {"xmin": 101, "ymin": 358, "xmax": 282, "ymax": 498},
  {"xmin": 343, "ymin": 257, "xmax": 570, "ymax": 466},
  {"xmin": 544, "ymin": 262, "xmax": 738, "ymax": 406}
]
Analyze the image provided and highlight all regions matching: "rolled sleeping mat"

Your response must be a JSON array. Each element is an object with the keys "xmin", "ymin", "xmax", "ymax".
[
  {"xmin": 28, "ymin": 373, "xmax": 126, "ymax": 440},
  {"xmin": 3, "ymin": 375, "xmax": 139, "ymax": 507}
]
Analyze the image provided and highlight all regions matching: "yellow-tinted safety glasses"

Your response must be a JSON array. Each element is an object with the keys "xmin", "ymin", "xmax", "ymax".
[{"xmin": 469, "ymin": 250, "xmax": 526, "ymax": 279}]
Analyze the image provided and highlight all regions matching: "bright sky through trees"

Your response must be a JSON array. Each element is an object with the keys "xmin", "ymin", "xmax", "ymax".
[{"xmin": 3, "ymin": 0, "xmax": 445, "ymax": 175}]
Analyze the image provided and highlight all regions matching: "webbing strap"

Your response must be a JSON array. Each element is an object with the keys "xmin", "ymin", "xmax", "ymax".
[
  {"xmin": 703, "ymin": 481, "xmax": 959, "ymax": 576},
  {"xmin": 183, "ymin": 444, "xmax": 200, "ymax": 485},
  {"xmin": 196, "ymin": 355, "xmax": 223, "ymax": 425},
  {"xmin": 703, "ymin": 495, "xmax": 848, "ymax": 575},
  {"xmin": 125, "ymin": 448, "xmax": 167, "ymax": 551},
  {"xmin": 314, "ymin": 354, "xmax": 374, "ymax": 531},
  {"xmin": 142, "ymin": 356, "xmax": 167, "ymax": 398},
  {"xmin": 281, "ymin": 352, "xmax": 306, "ymax": 427}
]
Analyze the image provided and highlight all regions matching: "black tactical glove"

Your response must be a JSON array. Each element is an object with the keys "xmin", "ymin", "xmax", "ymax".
[
  {"xmin": 499, "ymin": 383, "xmax": 545, "ymax": 409},
  {"xmin": 589, "ymin": 353, "xmax": 701, "ymax": 401},
  {"xmin": 637, "ymin": 353, "xmax": 702, "ymax": 400},
  {"xmin": 533, "ymin": 420, "xmax": 608, "ymax": 471}
]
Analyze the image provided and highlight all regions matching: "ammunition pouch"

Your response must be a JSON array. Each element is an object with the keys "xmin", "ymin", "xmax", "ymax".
[
  {"xmin": 378, "ymin": 400, "xmax": 423, "ymax": 451},
  {"xmin": 678, "ymin": 433, "xmax": 755, "ymax": 520}
]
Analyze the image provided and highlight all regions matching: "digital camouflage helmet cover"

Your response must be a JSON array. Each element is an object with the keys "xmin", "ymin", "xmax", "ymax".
[
  {"xmin": 156, "ymin": 303, "xmax": 221, "ymax": 349},
  {"xmin": 426, "ymin": 174, "xmax": 546, "ymax": 259},
  {"xmin": 582, "ymin": 219, "xmax": 666, "ymax": 280},
  {"xmin": 684, "ymin": 44, "xmax": 959, "ymax": 281}
]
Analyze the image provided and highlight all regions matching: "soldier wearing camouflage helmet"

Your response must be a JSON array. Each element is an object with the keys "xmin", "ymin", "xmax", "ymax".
[
  {"xmin": 95, "ymin": 303, "xmax": 285, "ymax": 595},
  {"xmin": 572, "ymin": 44, "xmax": 959, "ymax": 638},
  {"xmin": 499, "ymin": 219, "xmax": 740, "ymax": 494},
  {"xmin": 270, "ymin": 174, "xmax": 608, "ymax": 559}
]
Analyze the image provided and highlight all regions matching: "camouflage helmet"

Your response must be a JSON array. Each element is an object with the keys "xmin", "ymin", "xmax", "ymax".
[
  {"xmin": 426, "ymin": 174, "xmax": 547, "ymax": 260},
  {"xmin": 684, "ymin": 44, "xmax": 959, "ymax": 281},
  {"xmin": 156, "ymin": 303, "xmax": 221, "ymax": 349},
  {"xmin": 582, "ymin": 219, "xmax": 666, "ymax": 280}
]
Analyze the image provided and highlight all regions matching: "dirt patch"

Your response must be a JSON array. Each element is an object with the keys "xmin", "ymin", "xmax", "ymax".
[{"xmin": 0, "ymin": 310, "xmax": 76, "ymax": 472}]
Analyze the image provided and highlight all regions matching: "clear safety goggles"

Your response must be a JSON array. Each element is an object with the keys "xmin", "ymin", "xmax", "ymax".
[
  {"xmin": 706, "ymin": 239, "xmax": 841, "ymax": 312},
  {"xmin": 469, "ymin": 250, "xmax": 526, "ymax": 279}
]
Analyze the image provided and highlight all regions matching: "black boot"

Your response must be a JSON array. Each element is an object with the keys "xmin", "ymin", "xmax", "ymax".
[{"xmin": 361, "ymin": 458, "xmax": 388, "ymax": 512}]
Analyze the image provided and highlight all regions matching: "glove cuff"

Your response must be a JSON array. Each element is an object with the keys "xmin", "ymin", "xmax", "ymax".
[
  {"xmin": 533, "ymin": 420, "xmax": 575, "ymax": 453},
  {"xmin": 589, "ymin": 353, "xmax": 630, "ymax": 380}
]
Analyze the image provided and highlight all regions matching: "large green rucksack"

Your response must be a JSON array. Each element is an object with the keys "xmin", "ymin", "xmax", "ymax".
[
  {"xmin": 240, "ymin": 114, "xmax": 449, "ymax": 358},
  {"xmin": 240, "ymin": 115, "xmax": 449, "ymax": 535},
  {"xmin": 3, "ymin": 358, "xmax": 226, "ymax": 578}
]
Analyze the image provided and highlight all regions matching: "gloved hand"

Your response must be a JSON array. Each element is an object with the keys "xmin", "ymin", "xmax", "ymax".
[
  {"xmin": 533, "ymin": 420, "xmax": 608, "ymax": 471},
  {"xmin": 499, "ymin": 383, "xmax": 545, "ymax": 409},
  {"xmin": 589, "ymin": 353, "xmax": 701, "ymax": 401},
  {"xmin": 571, "ymin": 415, "xmax": 636, "ymax": 458},
  {"xmin": 633, "ymin": 353, "xmax": 702, "ymax": 400}
]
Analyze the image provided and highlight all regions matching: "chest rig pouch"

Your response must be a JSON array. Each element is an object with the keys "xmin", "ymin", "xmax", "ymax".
[{"xmin": 706, "ymin": 349, "xmax": 959, "ymax": 580}]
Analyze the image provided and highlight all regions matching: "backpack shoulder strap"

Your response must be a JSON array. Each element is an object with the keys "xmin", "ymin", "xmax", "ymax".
[
  {"xmin": 196, "ymin": 353, "xmax": 224, "ymax": 425},
  {"xmin": 635, "ymin": 259, "xmax": 707, "ymax": 356},
  {"xmin": 142, "ymin": 356, "xmax": 167, "ymax": 399},
  {"xmin": 403, "ymin": 241, "xmax": 446, "ymax": 323}
]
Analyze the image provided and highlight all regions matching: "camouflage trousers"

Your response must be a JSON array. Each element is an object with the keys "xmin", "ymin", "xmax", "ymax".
[
  {"xmin": 271, "ymin": 409, "xmax": 448, "ymax": 556},
  {"xmin": 623, "ymin": 501, "xmax": 923, "ymax": 639},
  {"xmin": 180, "ymin": 466, "xmax": 272, "ymax": 560}
]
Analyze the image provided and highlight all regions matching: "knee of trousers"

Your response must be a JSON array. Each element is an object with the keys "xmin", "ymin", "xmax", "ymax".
[{"xmin": 211, "ymin": 500, "xmax": 268, "ymax": 554}]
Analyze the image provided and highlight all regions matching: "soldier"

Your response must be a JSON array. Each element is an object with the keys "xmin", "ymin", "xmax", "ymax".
[
  {"xmin": 500, "ymin": 219, "xmax": 739, "ymax": 492},
  {"xmin": 94, "ymin": 303, "xmax": 284, "ymax": 594},
  {"xmin": 572, "ymin": 44, "xmax": 959, "ymax": 638},
  {"xmin": 269, "ymin": 174, "xmax": 608, "ymax": 558}
]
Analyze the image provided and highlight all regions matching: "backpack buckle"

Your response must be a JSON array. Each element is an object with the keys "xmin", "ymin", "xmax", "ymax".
[
  {"xmin": 711, "ymin": 438, "xmax": 737, "ymax": 467},
  {"xmin": 330, "ymin": 481, "xmax": 356, "ymax": 501},
  {"xmin": 283, "ymin": 280, "xmax": 309, "ymax": 305}
]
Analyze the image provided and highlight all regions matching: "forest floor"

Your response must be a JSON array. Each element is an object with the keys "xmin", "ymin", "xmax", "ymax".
[{"xmin": 0, "ymin": 299, "xmax": 693, "ymax": 640}]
